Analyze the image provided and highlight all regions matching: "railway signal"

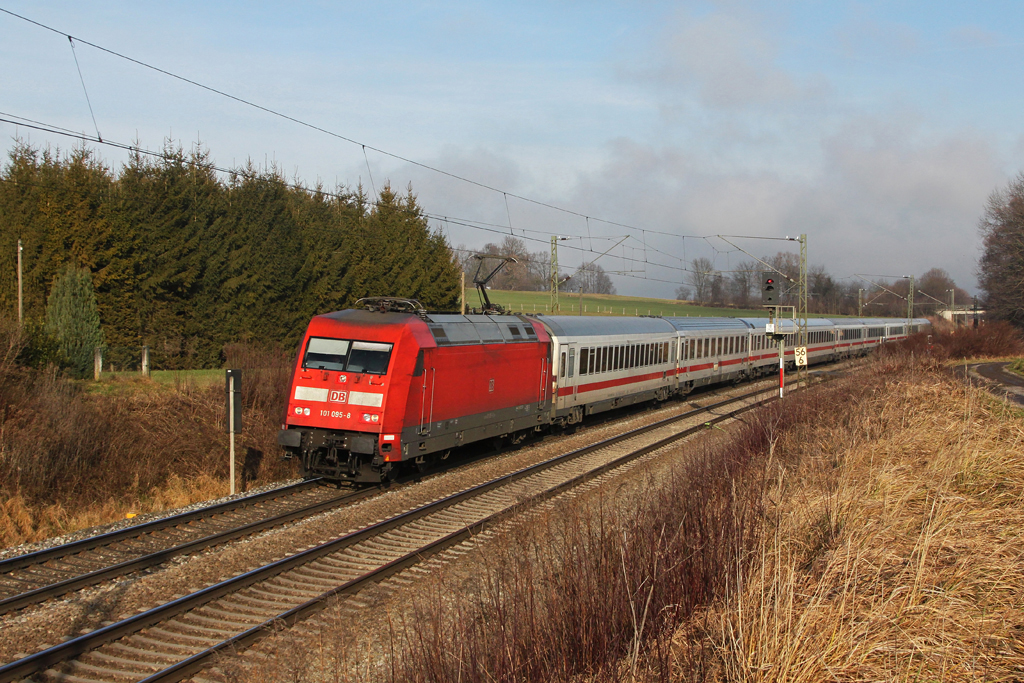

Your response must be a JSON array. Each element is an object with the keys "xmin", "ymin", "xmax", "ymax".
[{"xmin": 761, "ymin": 272, "xmax": 777, "ymax": 305}]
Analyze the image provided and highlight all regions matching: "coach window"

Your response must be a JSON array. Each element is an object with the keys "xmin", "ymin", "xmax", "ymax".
[
  {"xmin": 560, "ymin": 352, "xmax": 566, "ymax": 378},
  {"xmin": 615, "ymin": 346, "xmax": 622, "ymax": 371},
  {"xmin": 620, "ymin": 345, "xmax": 626, "ymax": 370},
  {"xmin": 599, "ymin": 347, "xmax": 606, "ymax": 373}
]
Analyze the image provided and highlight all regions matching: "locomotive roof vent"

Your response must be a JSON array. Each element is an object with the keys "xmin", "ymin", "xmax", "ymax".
[{"xmin": 354, "ymin": 297, "xmax": 426, "ymax": 315}]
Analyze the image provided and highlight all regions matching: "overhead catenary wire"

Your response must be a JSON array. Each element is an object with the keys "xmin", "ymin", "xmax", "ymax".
[
  {"xmin": 67, "ymin": 36, "xmax": 101, "ymax": 142},
  {"xmin": 0, "ymin": 94, "xmax": 787, "ymax": 290},
  {"xmin": 0, "ymin": 7, "xmax": 820, "ymax": 297},
  {"xmin": 0, "ymin": 5, "xmax": 706, "ymax": 245},
  {"xmin": 0, "ymin": 114, "xmax": 717, "ymax": 288}
]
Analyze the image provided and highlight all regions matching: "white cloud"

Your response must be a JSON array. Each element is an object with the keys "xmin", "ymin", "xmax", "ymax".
[{"xmin": 639, "ymin": 8, "xmax": 820, "ymax": 110}]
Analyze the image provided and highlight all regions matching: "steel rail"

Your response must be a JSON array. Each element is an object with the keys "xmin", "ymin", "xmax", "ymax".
[
  {"xmin": 0, "ymin": 479, "xmax": 323, "ymax": 574},
  {"xmin": 0, "ymin": 386, "xmax": 773, "ymax": 683},
  {"xmin": 142, "ymin": 396, "xmax": 773, "ymax": 683},
  {"xmin": 0, "ymin": 486, "xmax": 378, "ymax": 617}
]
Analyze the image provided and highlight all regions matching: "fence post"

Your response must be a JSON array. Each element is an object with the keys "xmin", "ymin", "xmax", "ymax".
[
  {"xmin": 141, "ymin": 346, "xmax": 150, "ymax": 377},
  {"xmin": 93, "ymin": 347, "xmax": 102, "ymax": 381}
]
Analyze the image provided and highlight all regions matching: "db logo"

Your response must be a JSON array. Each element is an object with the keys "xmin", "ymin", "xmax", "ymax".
[{"xmin": 329, "ymin": 390, "xmax": 347, "ymax": 404}]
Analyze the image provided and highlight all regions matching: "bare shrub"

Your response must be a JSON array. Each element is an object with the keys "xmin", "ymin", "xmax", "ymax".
[
  {"xmin": 0, "ymin": 334, "xmax": 298, "ymax": 546},
  {"xmin": 393, "ymin": 379, "xmax": 866, "ymax": 683},
  {"xmin": 878, "ymin": 320, "xmax": 1024, "ymax": 364}
]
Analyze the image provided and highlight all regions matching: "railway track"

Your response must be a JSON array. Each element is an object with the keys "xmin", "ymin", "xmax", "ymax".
[
  {"xmin": 0, "ymin": 385, "xmax": 776, "ymax": 683},
  {"xmin": 0, "ymin": 480, "xmax": 377, "ymax": 618}
]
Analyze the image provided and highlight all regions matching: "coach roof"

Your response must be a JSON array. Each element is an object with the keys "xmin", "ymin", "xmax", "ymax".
[
  {"xmin": 664, "ymin": 317, "xmax": 754, "ymax": 332},
  {"xmin": 536, "ymin": 315, "xmax": 677, "ymax": 338}
]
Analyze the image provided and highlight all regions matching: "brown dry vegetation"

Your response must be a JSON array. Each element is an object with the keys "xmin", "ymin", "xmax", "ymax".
[
  {"xmin": 0, "ymin": 317, "xmax": 297, "ymax": 547},
  {"xmin": 386, "ymin": 325, "xmax": 1024, "ymax": 682}
]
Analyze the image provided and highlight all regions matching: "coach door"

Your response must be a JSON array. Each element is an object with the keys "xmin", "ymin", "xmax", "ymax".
[{"xmin": 557, "ymin": 343, "xmax": 580, "ymax": 408}]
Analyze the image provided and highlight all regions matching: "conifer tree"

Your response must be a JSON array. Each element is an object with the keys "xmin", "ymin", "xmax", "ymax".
[{"xmin": 45, "ymin": 265, "xmax": 104, "ymax": 377}]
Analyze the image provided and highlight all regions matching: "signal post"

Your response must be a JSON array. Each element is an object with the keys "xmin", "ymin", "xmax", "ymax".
[{"xmin": 761, "ymin": 272, "xmax": 806, "ymax": 398}]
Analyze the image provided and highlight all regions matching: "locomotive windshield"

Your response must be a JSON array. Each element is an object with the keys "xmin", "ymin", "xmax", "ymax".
[{"xmin": 302, "ymin": 337, "xmax": 393, "ymax": 375}]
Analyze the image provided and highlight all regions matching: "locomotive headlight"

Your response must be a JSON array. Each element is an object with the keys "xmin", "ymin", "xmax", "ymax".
[
  {"xmin": 362, "ymin": 413, "xmax": 372, "ymax": 422},
  {"xmin": 303, "ymin": 408, "xmax": 310, "ymax": 416},
  {"xmin": 372, "ymin": 414, "xmax": 379, "ymax": 422},
  {"xmin": 294, "ymin": 407, "xmax": 302, "ymax": 415}
]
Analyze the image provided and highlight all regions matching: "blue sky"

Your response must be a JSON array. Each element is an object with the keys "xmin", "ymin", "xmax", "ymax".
[{"xmin": 3, "ymin": 0, "xmax": 1023, "ymax": 297}]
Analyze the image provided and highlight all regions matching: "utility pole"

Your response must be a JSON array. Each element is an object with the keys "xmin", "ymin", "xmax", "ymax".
[
  {"xmin": 460, "ymin": 271, "xmax": 465, "ymax": 315},
  {"xmin": 17, "ymin": 239, "xmax": 24, "ymax": 325},
  {"xmin": 550, "ymin": 236, "xmax": 568, "ymax": 313},
  {"xmin": 797, "ymin": 234, "xmax": 808, "ymax": 386},
  {"xmin": 906, "ymin": 275, "xmax": 914, "ymax": 329},
  {"xmin": 950, "ymin": 288, "xmax": 955, "ymax": 326}
]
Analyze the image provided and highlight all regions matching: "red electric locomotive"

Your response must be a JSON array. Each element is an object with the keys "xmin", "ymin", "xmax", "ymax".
[{"xmin": 278, "ymin": 298, "xmax": 552, "ymax": 483}]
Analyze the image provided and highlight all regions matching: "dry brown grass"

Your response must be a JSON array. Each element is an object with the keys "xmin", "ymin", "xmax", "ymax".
[{"xmin": 674, "ymin": 363, "xmax": 1024, "ymax": 681}]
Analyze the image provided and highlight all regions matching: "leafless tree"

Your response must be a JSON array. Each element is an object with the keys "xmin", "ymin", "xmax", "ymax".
[
  {"xmin": 687, "ymin": 257, "xmax": 714, "ymax": 305},
  {"xmin": 727, "ymin": 261, "xmax": 758, "ymax": 307},
  {"xmin": 978, "ymin": 174, "xmax": 1024, "ymax": 327},
  {"xmin": 571, "ymin": 262, "xmax": 615, "ymax": 295}
]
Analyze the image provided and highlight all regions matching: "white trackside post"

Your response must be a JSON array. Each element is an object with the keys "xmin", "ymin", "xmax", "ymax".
[
  {"xmin": 778, "ymin": 339, "xmax": 785, "ymax": 399},
  {"xmin": 229, "ymin": 375, "xmax": 236, "ymax": 495}
]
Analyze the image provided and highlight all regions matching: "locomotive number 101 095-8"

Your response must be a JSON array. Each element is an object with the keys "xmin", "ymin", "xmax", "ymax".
[{"xmin": 321, "ymin": 410, "xmax": 352, "ymax": 419}]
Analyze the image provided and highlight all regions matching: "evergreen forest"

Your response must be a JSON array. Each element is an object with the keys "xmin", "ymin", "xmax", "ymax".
[{"xmin": 0, "ymin": 141, "xmax": 461, "ymax": 369}]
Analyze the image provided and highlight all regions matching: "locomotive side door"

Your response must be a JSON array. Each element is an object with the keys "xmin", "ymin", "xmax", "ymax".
[{"xmin": 417, "ymin": 349, "xmax": 436, "ymax": 436}]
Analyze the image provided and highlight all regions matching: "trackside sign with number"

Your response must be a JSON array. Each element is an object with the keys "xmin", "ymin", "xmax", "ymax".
[{"xmin": 794, "ymin": 346, "xmax": 808, "ymax": 367}]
